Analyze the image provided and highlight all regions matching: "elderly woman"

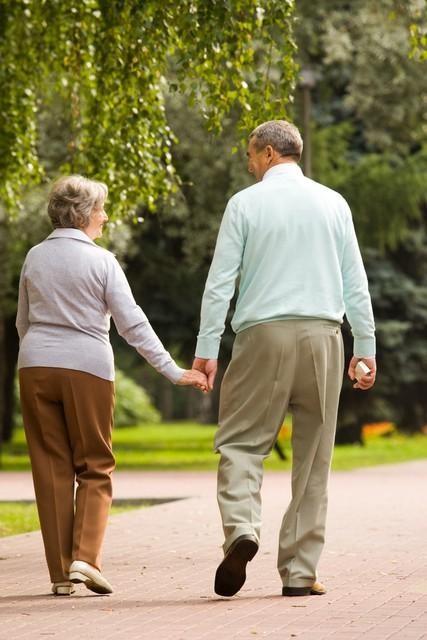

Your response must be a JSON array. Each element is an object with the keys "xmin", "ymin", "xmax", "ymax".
[{"xmin": 16, "ymin": 175, "xmax": 207, "ymax": 597}]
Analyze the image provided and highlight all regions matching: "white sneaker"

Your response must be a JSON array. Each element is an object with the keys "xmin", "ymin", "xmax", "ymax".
[
  {"xmin": 69, "ymin": 560, "xmax": 113, "ymax": 594},
  {"xmin": 52, "ymin": 581, "xmax": 75, "ymax": 596}
]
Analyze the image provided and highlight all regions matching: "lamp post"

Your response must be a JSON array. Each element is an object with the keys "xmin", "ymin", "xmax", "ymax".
[{"xmin": 299, "ymin": 68, "xmax": 316, "ymax": 178}]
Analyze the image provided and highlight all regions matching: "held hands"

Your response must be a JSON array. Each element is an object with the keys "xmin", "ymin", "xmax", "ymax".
[
  {"xmin": 177, "ymin": 356, "xmax": 218, "ymax": 393},
  {"xmin": 348, "ymin": 356, "xmax": 377, "ymax": 390},
  {"xmin": 192, "ymin": 357, "xmax": 218, "ymax": 392},
  {"xmin": 177, "ymin": 369, "xmax": 209, "ymax": 392}
]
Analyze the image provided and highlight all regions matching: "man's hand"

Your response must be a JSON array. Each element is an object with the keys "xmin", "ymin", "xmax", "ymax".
[
  {"xmin": 348, "ymin": 356, "xmax": 377, "ymax": 390},
  {"xmin": 192, "ymin": 357, "xmax": 218, "ymax": 392},
  {"xmin": 177, "ymin": 369, "xmax": 208, "ymax": 392}
]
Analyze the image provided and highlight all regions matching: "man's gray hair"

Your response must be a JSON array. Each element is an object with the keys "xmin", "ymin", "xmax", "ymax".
[
  {"xmin": 249, "ymin": 120, "xmax": 303, "ymax": 160},
  {"xmin": 48, "ymin": 175, "xmax": 108, "ymax": 229}
]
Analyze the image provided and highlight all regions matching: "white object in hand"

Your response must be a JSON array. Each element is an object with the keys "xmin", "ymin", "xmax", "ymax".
[{"xmin": 355, "ymin": 361, "xmax": 370, "ymax": 381}]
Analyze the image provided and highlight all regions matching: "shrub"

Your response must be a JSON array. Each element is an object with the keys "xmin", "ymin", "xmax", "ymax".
[{"xmin": 114, "ymin": 368, "xmax": 160, "ymax": 427}]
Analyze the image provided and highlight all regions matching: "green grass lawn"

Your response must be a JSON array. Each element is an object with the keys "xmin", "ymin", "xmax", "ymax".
[
  {"xmin": 0, "ymin": 502, "xmax": 142, "ymax": 538},
  {"xmin": 1, "ymin": 421, "xmax": 427, "ymax": 472}
]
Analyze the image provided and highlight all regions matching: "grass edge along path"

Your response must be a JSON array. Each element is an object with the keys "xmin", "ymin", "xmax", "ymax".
[
  {"xmin": 1, "ymin": 421, "xmax": 427, "ymax": 472},
  {"xmin": 0, "ymin": 501, "xmax": 150, "ymax": 538}
]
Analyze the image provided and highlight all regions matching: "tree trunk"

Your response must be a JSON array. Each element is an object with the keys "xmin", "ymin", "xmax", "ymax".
[
  {"xmin": 159, "ymin": 376, "xmax": 174, "ymax": 420},
  {"xmin": 0, "ymin": 317, "xmax": 5, "ymax": 463},
  {"xmin": 2, "ymin": 315, "xmax": 19, "ymax": 442}
]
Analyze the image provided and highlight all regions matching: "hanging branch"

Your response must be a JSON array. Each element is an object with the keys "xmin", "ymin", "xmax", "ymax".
[{"xmin": 0, "ymin": 0, "xmax": 297, "ymax": 218}]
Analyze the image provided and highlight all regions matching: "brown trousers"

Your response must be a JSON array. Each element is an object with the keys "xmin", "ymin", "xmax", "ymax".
[{"xmin": 19, "ymin": 367, "xmax": 115, "ymax": 583}]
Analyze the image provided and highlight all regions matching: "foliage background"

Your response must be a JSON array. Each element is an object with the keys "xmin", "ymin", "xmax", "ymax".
[
  {"xmin": 0, "ymin": 0, "xmax": 297, "ymax": 448},
  {"xmin": 1, "ymin": 0, "xmax": 427, "ymax": 449}
]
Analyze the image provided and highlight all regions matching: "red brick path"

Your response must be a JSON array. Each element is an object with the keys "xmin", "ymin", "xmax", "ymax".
[{"xmin": 1, "ymin": 463, "xmax": 427, "ymax": 639}]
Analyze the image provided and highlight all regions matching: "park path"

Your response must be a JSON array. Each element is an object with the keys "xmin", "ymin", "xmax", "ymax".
[{"xmin": 1, "ymin": 462, "xmax": 427, "ymax": 640}]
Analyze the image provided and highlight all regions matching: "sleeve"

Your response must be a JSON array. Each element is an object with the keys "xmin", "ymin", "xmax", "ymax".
[
  {"xmin": 16, "ymin": 261, "xmax": 30, "ymax": 343},
  {"xmin": 195, "ymin": 197, "xmax": 246, "ymax": 359},
  {"xmin": 341, "ymin": 203, "xmax": 376, "ymax": 357},
  {"xmin": 104, "ymin": 255, "xmax": 185, "ymax": 383}
]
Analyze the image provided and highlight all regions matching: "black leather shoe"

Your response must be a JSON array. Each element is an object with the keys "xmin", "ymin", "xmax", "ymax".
[
  {"xmin": 282, "ymin": 581, "xmax": 326, "ymax": 596},
  {"xmin": 214, "ymin": 534, "xmax": 259, "ymax": 597}
]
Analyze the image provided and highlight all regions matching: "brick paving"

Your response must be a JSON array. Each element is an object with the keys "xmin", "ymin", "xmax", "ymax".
[{"xmin": 1, "ymin": 462, "xmax": 427, "ymax": 639}]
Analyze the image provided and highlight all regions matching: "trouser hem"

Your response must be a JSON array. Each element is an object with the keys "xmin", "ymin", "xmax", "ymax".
[
  {"xmin": 282, "ymin": 578, "xmax": 316, "ymax": 588},
  {"xmin": 223, "ymin": 529, "xmax": 260, "ymax": 555}
]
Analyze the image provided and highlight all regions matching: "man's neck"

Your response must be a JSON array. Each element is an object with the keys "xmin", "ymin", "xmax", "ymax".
[
  {"xmin": 269, "ymin": 157, "xmax": 296, "ymax": 169},
  {"xmin": 261, "ymin": 158, "xmax": 298, "ymax": 181}
]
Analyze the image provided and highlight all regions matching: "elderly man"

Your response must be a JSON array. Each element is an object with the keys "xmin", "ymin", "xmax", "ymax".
[{"xmin": 193, "ymin": 120, "xmax": 376, "ymax": 598}]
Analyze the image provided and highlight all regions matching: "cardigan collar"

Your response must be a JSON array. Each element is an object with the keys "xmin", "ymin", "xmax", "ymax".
[{"xmin": 46, "ymin": 228, "xmax": 95, "ymax": 244}]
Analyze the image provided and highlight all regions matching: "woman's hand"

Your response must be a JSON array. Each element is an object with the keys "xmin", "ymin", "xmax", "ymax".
[{"xmin": 177, "ymin": 369, "xmax": 209, "ymax": 392}]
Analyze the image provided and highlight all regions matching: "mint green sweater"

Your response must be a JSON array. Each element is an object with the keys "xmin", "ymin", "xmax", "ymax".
[{"xmin": 196, "ymin": 163, "xmax": 375, "ymax": 359}]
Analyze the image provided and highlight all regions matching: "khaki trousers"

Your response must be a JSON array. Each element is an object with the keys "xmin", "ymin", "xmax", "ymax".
[
  {"xmin": 215, "ymin": 320, "xmax": 344, "ymax": 588},
  {"xmin": 19, "ymin": 367, "xmax": 115, "ymax": 583}
]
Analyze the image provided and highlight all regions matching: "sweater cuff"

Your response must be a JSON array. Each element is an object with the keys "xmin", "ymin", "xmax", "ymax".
[
  {"xmin": 195, "ymin": 336, "xmax": 220, "ymax": 359},
  {"xmin": 354, "ymin": 336, "xmax": 376, "ymax": 358},
  {"xmin": 161, "ymin": 362, "xmax": 186, "ymax": 384}
]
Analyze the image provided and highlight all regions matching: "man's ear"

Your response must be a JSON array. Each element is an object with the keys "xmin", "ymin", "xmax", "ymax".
[{"xmin": 265, "ymin": 145, "xmax": 274, "ymax": 160}]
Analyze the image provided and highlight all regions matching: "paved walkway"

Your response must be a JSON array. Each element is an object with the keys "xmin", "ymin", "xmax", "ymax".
[{"xmin": 1, "ymin": 462, "xmax": 427, "ymax": 640}]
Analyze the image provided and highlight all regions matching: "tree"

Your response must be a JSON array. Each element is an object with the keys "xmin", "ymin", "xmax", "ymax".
[
  {"xmin": 312, "ymin": 125, "xmax": 427, "ymax": 252},
  {"xmin": 294, "ymin": 0, "xmax": 427, "ymax": 440},
  {"xmin": 337, "ymin": 205, "xmax": 427, "ymax": 440},
  {"xmin": 0, "ymin": 190, "xmax": 51, "ymax": 446},
  {"xmin": 404, "ymin": 0, "xmax": 427, "ymax": 60},
  {"xmin": 115, "ymin": 0, "xmax": 427, "ymax": 431},
  {"xmin": 296, "ymin": 0, "xmax": 426, "ymax": 158},
  {"xmin": 0, "ymin": 0, "xmax": 298, "ymax": 448},
  {"xmin": 0, "ymin": 0, "xmax": 296, "ymax": 217}
]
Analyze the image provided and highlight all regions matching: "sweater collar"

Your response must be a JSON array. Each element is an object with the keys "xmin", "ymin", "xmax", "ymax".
[
  {"xmin": 46, "ymin": 228, "xmax": 95, "ymax": 244},
  {"xmin": 262, "ymin": 162, "xmax": 303, "ymax": 181}
]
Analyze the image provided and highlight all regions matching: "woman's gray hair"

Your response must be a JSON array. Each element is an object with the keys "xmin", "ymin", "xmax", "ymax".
[
  {"xmin": 48, "ymin": 175, "xmax": 108, "ymax": 229},
  {"xmin": 249, "ymin": 120, "xmax": 303, "ymax": 160}
]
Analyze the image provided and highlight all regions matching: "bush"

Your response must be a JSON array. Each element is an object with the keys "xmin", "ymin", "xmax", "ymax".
[{"xmin": 114, "ymin": 368, "xmax": 160, "ymax": 427}]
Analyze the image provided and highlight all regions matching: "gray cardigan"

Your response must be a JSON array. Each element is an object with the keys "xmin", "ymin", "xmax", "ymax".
[{"xmin": 16, "ymin": 228, "xmax": 185, "ymax": 383}]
